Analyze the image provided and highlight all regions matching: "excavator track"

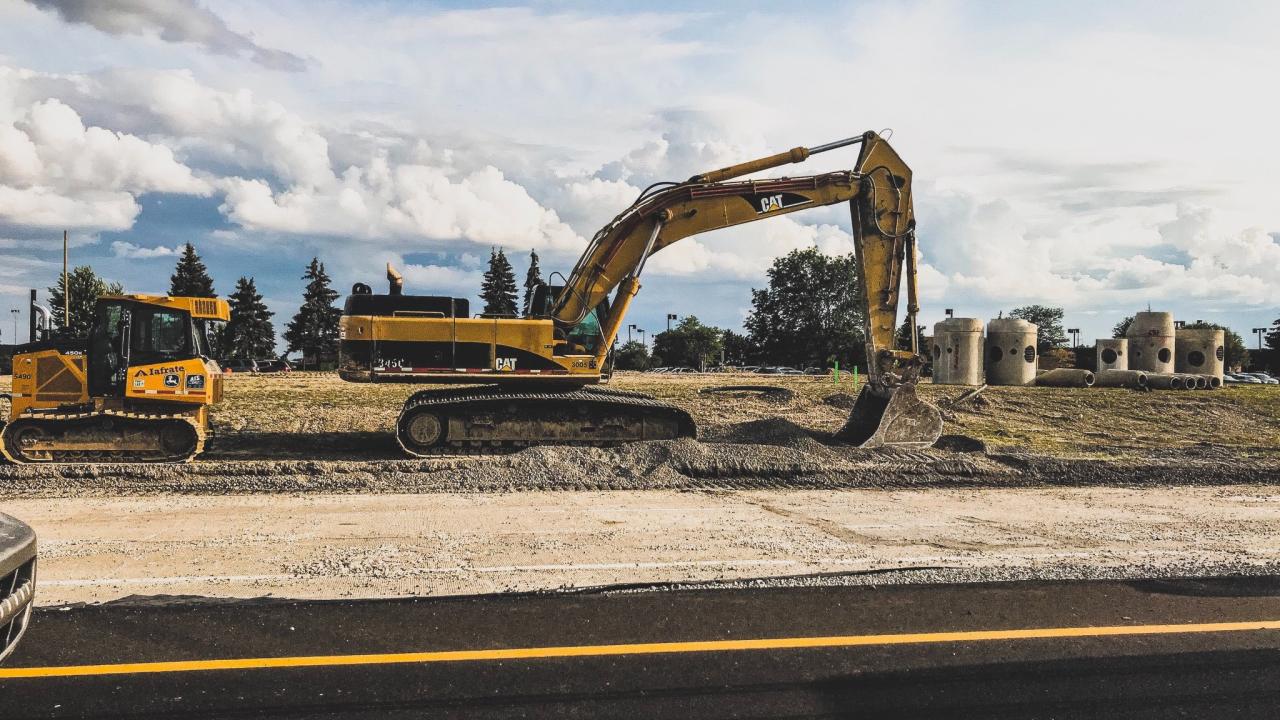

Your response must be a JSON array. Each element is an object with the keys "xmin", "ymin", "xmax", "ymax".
[
  {"xmin": 0, "ymin": 406, "xmax": 204, "ymax": 464},
  {"xmin": 396, "ymin": 385, "xmax": 696, "ymax": 457}
]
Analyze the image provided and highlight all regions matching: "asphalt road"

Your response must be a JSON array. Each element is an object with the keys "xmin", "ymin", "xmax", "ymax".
[{"xmin": 4, "ymin": 576, "xmax": 1280, "ymax": 718}]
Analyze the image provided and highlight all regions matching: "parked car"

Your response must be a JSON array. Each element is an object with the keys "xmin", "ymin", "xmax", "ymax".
[
  {"xmin": 221, "ymin": 358, "xmax": 258, "ymax": 373},
  {"xmin": 1242, "ymin": 372, "xmax": 1279, "ymax": 385},
  {"xmin": 803, "ymin": 367, "xmax": 829, "ymax": 375},
  {"xmin": 256, "ymin": 359, "xmax": 293, "ymax": 373},
  {"xmin": 0, "ymin": 512, "xmax": 36, "ymax": 663},
  {"xmin": 1225, "ymin": 373, "xmax": 1260, "ymax": 384}
]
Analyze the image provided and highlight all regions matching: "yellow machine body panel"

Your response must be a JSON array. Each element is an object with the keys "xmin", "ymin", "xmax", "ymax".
[
  {"xmin": 339, "ymin": 314, "xmax": 600, "ymax": 383},
  {"xmin": 124, "ymin": 357, "xmax": 223, "ymax": 405},
  {"xmin": 9, "ymin": 348, "xmax": 89, "ymax": 417}
]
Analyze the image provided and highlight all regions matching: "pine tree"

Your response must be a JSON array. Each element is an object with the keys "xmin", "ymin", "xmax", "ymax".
[
  {"xmin": 522, "ymin": 249, "xmax": 543, "ymax": 316},
  {"xmin": 221, "ymin": 277, "xmax": 276, "ymax": 360},
  {"xmin": 283, "ymin": 258, "xmax": 341, "ymax": 368},
  {"xmin": 48, "ymin": 266, "xmax": 123, "ymax": 338},
  {"xmin": 480, "ymin": 248, "xmax": 519, "ymax": 316},
  {"xmin": 169, "ymin": 243, "xmax": 217, "ymax": 298}
]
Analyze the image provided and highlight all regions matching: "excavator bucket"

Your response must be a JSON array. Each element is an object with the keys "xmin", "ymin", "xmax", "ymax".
[{"xmin": 835, "ymin": 384, "xmax": 942, "ymax": 449}]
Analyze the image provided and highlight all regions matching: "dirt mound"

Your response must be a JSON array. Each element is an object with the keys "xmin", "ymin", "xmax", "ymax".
[{"xmin": 822, "ymin": 393, "xmax": 857, "ymax": 409}]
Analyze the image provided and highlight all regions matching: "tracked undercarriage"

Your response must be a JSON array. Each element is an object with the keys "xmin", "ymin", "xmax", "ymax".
[
  {"xmin": 395, "ymin": 385, "xmax": 695, "ymax": 456},
  {"xmin": 0, "ymin": 405, "xmax": 204, "ymax": 464}
]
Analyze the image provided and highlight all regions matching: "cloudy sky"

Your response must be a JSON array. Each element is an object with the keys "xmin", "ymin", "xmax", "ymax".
[{"xmin": 1, "ymin": 0, "xmax": 1277, "ymax": 348}]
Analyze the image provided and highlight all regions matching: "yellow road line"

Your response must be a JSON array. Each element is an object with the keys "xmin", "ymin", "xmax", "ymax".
[{"xmin": 4, "ymin": 619, "xmax": 1280, "ymax": 680}]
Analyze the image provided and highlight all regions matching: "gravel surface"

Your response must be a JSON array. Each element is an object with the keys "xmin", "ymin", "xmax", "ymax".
[
  {"xmin": 11, "ymin": 486, "xmax": 1280, "ymax": 606},
  {"xmin": 1, "ymin": 417, "xmax": 1276, "ymax": 498}
]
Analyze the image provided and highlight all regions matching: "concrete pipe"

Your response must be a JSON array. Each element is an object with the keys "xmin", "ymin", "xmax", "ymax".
[
  {"xmin": 1035, "ymin": 368, "xmax": 1096, "ymax": 387},
  {"xmin": 1190, "ymin": 374, "xmax": 1208, "ymax": 390},
  {"xmin": 1199, "ymin": 374, "xmax": 1223, "ymax": 389},
  {"xmin": 985, "ymin": 318, "xmax": 1038, "ymax": 386},
  {"xmin": 1126, "ymin": 312, "xmax": 1175, "ymax": 374},
  {"xmin": 1175, "ymin": 328, "xmax": 1225, "ymax": 383},
  {"xmin": 1093, "ymin": 369, "xmax": 1148, "ymax": 389},
  {"xmin": 1096, "ymin": 338, "xmax": 1128, "ymax": 372},
  {"xmin": 1146, "ymin": 373, "xmax": 1186, "ymax": 390},
  {"xmin": 931, "ymin": 318, "xmax": 984, "ymax": 385}
]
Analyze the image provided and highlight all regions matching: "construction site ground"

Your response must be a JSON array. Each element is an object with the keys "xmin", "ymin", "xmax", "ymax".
[{"xmin": 1, "ymin": 372, "xmax": 1278, "ymax": 606}]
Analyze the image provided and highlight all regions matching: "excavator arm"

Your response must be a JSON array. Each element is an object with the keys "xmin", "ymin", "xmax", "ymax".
[{"xmin": 551, "ymin": 130, "xmax": 940, "ymax": 447}]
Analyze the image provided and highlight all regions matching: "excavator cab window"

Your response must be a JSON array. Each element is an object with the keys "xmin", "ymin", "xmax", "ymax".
[{"xmin": 564, "ymin": 298, "xmax": 611, "ymax": 355}]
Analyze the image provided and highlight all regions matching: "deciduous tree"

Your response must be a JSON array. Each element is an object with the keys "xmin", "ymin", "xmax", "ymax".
[
  {"xmin": 1009, "ymin": 305, "xmax": 1067, "ymax": 352},
  {"xmin": 721, "ymin": 329, "xmax": 756, "ymax": 366},
  {"xmin": 653, "ymin": 316, "xmax": 723, "ymax": 370},
  {"xmin": 47, "ymin": 266, "xmax": 123, "ymax": 338},
  {"xmin": 745, "ymin": 248, "xmax": 864, "ymax": 369},
  {"xmin": 613, "ymin": 340, "xmax": 650, "ymax": 370}
]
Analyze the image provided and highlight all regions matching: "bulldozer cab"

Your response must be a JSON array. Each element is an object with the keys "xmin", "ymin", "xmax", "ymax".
[{"xmin": 87, "ymin": 298, "xmax": 220, "ymax": 399}]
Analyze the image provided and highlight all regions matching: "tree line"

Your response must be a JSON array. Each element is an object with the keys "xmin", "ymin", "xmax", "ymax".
[
  {"xmin": 36, "ymin": 242, "xmax": 1280, "ymax": 374},
  {"xmin": 46, "ymin": 244, "xmax": 342, "ymax": 368}
]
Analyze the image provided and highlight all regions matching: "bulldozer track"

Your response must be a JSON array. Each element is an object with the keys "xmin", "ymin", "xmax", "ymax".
[
  {"xmin": 396, "ymin": 385, "xmax": 696, "ymax": 457},
  {"xmin": 0, "ymin": 406, "xmax": 205, "ymax": 464}
]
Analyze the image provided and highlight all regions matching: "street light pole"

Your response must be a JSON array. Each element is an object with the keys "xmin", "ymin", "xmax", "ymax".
[
  {"xmin": 627, "ymin": 324, "xmax": 635, "ymax": 343},
  {"xmin": 638, "ymin": 329, "xmax": 646, "ymax": 349},
  {"xmin": 666, "ymin": 313, "xmax": 677, "ymax": 332},
  {"xmin": 10, "ymin": 308, "xmax": 18, "ymax": 344},
  {"xmin": 1068, "ymin": 328, "xmax": 1080, "ymax": 348},
  {"xmin": 1254, "ymin": 328, "xmax": 1268, "ymax": 350}
]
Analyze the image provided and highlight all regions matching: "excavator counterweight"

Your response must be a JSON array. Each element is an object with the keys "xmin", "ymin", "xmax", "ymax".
[{"xmin": 339, "ymin": 131, "xmax": 942, "ymax": 454}]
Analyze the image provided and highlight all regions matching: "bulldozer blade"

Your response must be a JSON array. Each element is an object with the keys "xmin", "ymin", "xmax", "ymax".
[{"xmin": 835, "ymin": 384, "xmax": 942, "ymax": 449}]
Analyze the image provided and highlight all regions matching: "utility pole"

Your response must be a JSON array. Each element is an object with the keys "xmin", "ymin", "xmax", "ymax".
[
  {"xmin": 666, "ymin": 313, "xmax": 677, "ymax": 332},
  {"xmin": 1254, "ymin": 328, "xmax": 1268, "ymax": 350},
  {"xmin": 62, "ymin": 230, "xmax": 69, "ymax": 330},
  {"xmin": 10, "ymin": 308, "xmax": 18, "ymax": 344}
]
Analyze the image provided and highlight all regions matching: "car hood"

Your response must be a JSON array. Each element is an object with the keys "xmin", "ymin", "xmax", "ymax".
[{"xmin": 0, "ymin": 512, "xmax": 36, "ymax": 579}]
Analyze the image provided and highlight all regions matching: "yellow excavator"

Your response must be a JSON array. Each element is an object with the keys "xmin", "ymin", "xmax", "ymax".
[
  {"xmin": 1, "ymin": 295, "xmax": 229, "ymax": 463},
  {"xmin": 340, "ymin": 130, "xmax": 942, "ymax": 456}
]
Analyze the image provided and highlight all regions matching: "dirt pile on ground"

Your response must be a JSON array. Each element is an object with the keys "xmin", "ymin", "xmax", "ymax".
[{"xmin": 1, "ymin": 372, "xmax": 1277, "ymax": 497}]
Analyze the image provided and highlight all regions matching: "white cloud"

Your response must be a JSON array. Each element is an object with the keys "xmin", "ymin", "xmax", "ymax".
[
  {"xmin": 0, "ymin": 97, "xmax": 208, "ymax": 230},
  {"xmin": 111, "ymin": 240, "xmax": 177, "ymax": 258},
  {"xmin": 218, "ymin": 162, "xmax": 583, "ymax": 252}
]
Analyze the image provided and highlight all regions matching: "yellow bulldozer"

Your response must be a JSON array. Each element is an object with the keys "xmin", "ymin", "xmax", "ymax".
[
  {"xmin": 339, "ymin": 130, "xmax": 943, "ymax": 455},
  {"xmin": 1, "ymin": 295, "xmax": 229, "ymax": 463}
]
